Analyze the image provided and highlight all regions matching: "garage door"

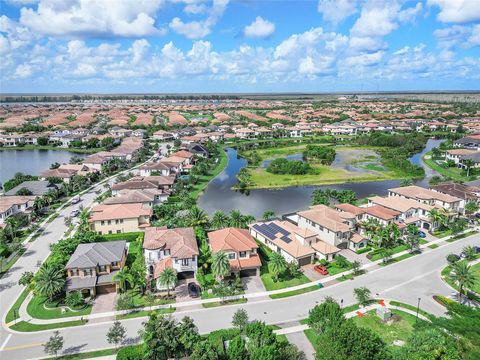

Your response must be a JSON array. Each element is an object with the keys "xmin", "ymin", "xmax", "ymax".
[
  {"xmin": 298, "ymin": 256, "xmax": 311, "ymax": 266},
  {"xmin": 240, "ymin": 269, "xmax": 258, "ymax": 277},
  {"xmin": 96, "ymin": 284, "xmax": 116, "ymax": 294},
  {"xmin": 177, "ymin": 271, "xmax": 195, "ymax": 280}
]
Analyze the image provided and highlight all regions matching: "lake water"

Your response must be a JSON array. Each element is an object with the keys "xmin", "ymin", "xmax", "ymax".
[
  {"xmin": 198, "ymin": 139, "xmax": 444, "ymax": 218},
  {"xmin": 0, "ymin": 149, "xmax": 87, "ymax": 185}
]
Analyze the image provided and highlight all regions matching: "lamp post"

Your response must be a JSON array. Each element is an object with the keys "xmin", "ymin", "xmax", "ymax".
[{"xmin": 416, "ymin": 297, "xmax": 421, "ymax": 323}]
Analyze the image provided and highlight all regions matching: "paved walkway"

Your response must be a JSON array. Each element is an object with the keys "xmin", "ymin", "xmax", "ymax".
[
  {"xmin": 6, "ymin": 228, "xmax": 473, "ymax": 326},
  {"xmin": 286, "ymin": 332, "xmax": 315, "ymax": 360}
]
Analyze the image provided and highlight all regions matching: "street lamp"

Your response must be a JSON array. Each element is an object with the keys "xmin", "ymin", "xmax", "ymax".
[{"xmin": 416, "ymin": 297, "xmax": 421, "ymax": 323}]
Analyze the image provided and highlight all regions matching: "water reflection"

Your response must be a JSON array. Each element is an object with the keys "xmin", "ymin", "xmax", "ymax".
[{"xmin": 199, "ymin": 139, "xmax": 443, "ymax": 219}]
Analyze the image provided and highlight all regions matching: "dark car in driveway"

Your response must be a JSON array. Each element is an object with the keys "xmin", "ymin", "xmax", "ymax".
[{"xmin": 188, "ymin": 282, "xmax": 200, "ymax": 298}]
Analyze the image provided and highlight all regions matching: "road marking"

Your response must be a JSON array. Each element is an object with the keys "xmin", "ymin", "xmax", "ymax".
[
  {"xmin": 0, "ymin": 334, "xmax": 12, "ymax": 351},
  {"xmin": 2, "ymin": 342, "xmax": 43, "ymax": 352},
  {"xmin": 379, "ymin": 269, "xmax": 438, "ymax": 294}
]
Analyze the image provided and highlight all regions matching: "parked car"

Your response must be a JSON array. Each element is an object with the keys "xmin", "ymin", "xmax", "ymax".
[
  {"xmin": 70, "ymin": 209, "xmax": 80, "ymax": 217},
  {"xmin": 188, "ymin": 282, "xmax": 200, "ymax": 298},
  {"xmin": 474, "ymin": 246, "xmax": 480, "ymax": 254},
  {"xmin": 71, "ymin": 195, "xmax": 81, "ymax": 204},
  {"xmin": 475, "ymin": 213, "xmax": 480, "ymax": 219},
  {"xmin": 95, "ymin": 189, "xmax": 102, "ymax": 194},
  {"xmin": 313, "ymin": 265, "xmax": 329, "ymax": 275},
  {"xmin": 418, "ymin": 231, "xmax": 426, "ymax": 238}
]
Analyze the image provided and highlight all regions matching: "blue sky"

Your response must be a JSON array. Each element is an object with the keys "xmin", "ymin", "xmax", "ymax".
[{"xmin": 0, "ymin": 0, "xmax": 479, "ymax": 93}]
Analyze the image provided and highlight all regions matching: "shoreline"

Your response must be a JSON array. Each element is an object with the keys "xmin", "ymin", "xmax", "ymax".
[{"xmin": 0, "ymin": 145, "xmax": 102, "ymax": 154}]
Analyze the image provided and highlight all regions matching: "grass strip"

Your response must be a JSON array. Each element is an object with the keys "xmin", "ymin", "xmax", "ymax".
[
  {"xmin": 270, "ymin": 285, "xmax": 319, "ymax": 299},
  {"xmin": 10, "ymin": 319, "xmax": 87, "ymax": 332}
]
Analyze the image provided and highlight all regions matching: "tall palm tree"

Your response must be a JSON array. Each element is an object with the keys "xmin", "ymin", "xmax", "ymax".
[
  {"xmin": 428, "ymin": 209, "xmax": 444, "ymax": 230},
  {"xmin": 35, "ymin": 265, "xmax": 64, "ymax": 301},
  {"xmin": 361, "ymin": 218, "xmax": 381, "ymax": 240},
  {"xmin": 211, "ymin": 251, "xmax": 230, "ymax": 281},
  {"xmin": 210, "ymin": 211, "xmax": 230, "ymax": 230},
  {"xmin": 450, "ymin": 262, "xmax": 476, "ymax": 298},
  {"xmin": 463, "ymin": 159, "xmax": 475, "ymax": 177},
  {"xmin": 229, "ymin": 210, "xmax": 245, "ymax": 228},
  {"xmin": 113, "ymin": 267, "xmax": 134, "ymax": 293},
  {"xmin": 187, "ymin": 206, "xmax": 208, "ymax": 227},
  {"xmin": 268, "ymin": 252, "xmax": 287, "ymax": 282},
  {"xmin": 158, "ymin": 268, "xmax": 177, "ymax": 298}
]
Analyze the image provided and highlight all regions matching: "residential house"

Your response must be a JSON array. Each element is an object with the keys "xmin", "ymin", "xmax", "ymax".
[
  {"xmin": 143, "ymin": 227, "xmax": 199, "ymax": 286},
  {"xmin": 65, "ymin": 241, "xmax": 127, "ymax": 296},
  {"xmin": 0, "ymin": 195, "xmax": 35, "ymax": 224},
  {"xmin": 249, "ymin": 220, "xmax": 317, "ymax": 265},
  {"xmin": 153, "ymin": 130, "xmax": 175, "ymax": 141},
  {"xmin": 431, "ymin": 182, "xmax": 480, "ymax": 206},
  {"xmin": 4, "ymin": 180, "xmax": 58, "ymax": 196},
  {"xmin": 207, "ymin": 228, "xmax": 262, "ymax": 277},
  {"xmin": 39, "ymin": 164, "xmax": 98, "ymax": 183},
  {"xmin": 388, "ymin": 185, "xmax": 463, "ymax": 213},
  {"xmin": 188, "ymin": 143, "xmax": 209, "ymax": 158},
  {"xmin": 104, "ymin": 189, "xmax": 168, "ymax": 207},
  {"xmin": 89, "ymin": 203, "xmax": 152, "ymax": 234},
  {"xmin": 111, "ymin": 176, "xmax": 176, "ymax": 196}
]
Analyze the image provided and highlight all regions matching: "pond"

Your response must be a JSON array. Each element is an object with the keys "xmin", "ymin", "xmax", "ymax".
[
  {"xmin": 0, "ymin": 149, "xmax": 87, "ymax": 185},
  {"xmin": 198, "ymin": 139, "xmax": 443, "ymax": 219}
]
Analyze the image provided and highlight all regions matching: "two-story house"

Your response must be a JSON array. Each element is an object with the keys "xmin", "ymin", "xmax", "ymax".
[
  {"xmin": 0, "ymin": 195, "xmax": 35, "ymax": 225},
  {"xmin": 89, "ymin": 203, "xmax": 152, "ymax": 234},
  {"xmin": 65, "ymin": 240, "xmax": 127, "ymax": 296},
  {"xmin": 388, "ymin": 185, "xmax": 463, "ymax": 213},
  {"xmin": 143, "ymin": 227, "xmax": 199, "ymax": 289},
  {"xmin": 207, "ymin": 228, "xmax": 262, "ymax": 277}
]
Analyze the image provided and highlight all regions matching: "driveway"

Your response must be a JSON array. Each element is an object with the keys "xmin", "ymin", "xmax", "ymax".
[
  {"xmin": 286, "ymin": 332, "xmax": 315, "ymax": 360},
  {"xmin": 302, "ymin": 264, "xmax": 327, "ymax": 281},
  {"xmin": 241, "ymin": 276, "xmax": 266, "ymax": 294},
  {"xmin": 338, "ymin": 249, "xmax": 371, "ymax": 264},
  {"xmin": 90, "ymin": 292, "xmax": 117, "ymax": 322}
]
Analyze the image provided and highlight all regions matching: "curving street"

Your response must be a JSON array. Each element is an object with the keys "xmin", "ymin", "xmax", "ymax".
[{"xmin": 1, "ymin": 230, "xmax": 478, "ymax": 359}]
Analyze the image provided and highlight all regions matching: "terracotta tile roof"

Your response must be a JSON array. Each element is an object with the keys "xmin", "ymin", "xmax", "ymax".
[
  {"xmin": 208, "ymin": 228, "xmax": 258, "ymax": 253},
  {"xmin": 143, "ymin": 227, "xmax": 199, "ymax": 259},
  {"xmin": 89, "ymin": 203, "xmax": 151, "ymax": 222},
  {"xmin": 311, "ymin": 240, "xmax": 341, "ymax": 255},
  {"xmin": 229, "ymin": 254, "xmax": 262, "ymax": 271},
  {"xmin": 363, "ymin": 205, "xmax": 400, "ymax": 220},
  {"xmin": 368, "ymin": 196, "xmax": 433, "ymax": 212},
  {"xmin": 389, "ymin": 185, "xmax": 461, "ymax": 203},
  {"xmin": 0, "ymin": 196, "xmax": 35, "ymax": 213},
  {"xmin": 298, "ymin": 204, "xmax": 353, "ymax": 232},
  {"xmin": 153, "ymin": 257, "xmax": 173, "ymax": 279},
  {"xmin": 335, "ymin": 203, "xmax": 366, "ymax": 216},
  {"xmin": 350, "ymin": 233, "xmax": 366, "ymax": 244}
]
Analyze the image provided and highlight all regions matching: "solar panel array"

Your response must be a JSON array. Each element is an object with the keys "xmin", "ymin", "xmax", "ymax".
[{"xmin": 252, "ymin": 223, "xmax": 292, "ymax": 244}]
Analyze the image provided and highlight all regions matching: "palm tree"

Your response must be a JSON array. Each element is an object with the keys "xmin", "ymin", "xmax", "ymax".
[
  {"xmin": 463, "ymin": 159, "xmax": 475, "ymax": 177},
  {"xmin": 158, "ymin": 268, "xmax": 177, "ymax": 298},
  {"xmin": 465, "ymin": 201, "xmax": 479, "ymax": 217},
  {"xmin": 263, "ymin": 210, "xmax": 275, "ymax": 221},
  {"xmin": 268, "ymin": 252, "xmax": 287, "ymax": 282},
  {"xmin": 187, "ymin": 206, "xmax": 208, "ymax": 227},
  {"xmin": 211, "ymin": 251, "xmax": 231, "ymax": 281},
  {"xmin": 229, "ymin": 210, "xmax": 245, "ymax": 228},
  {"xmin": 35, "ymin": 265, "xmax": 64, "ymax": 301},
  {"xmin": 5, "ymin": 217, "xmax": 19, "ymax": 241},
  {"xmin": 210, "ymin": 211, "xmax": 230, "ymax": 230},
  {"xmin": 450, "ymin": 262, "xmax": 476, "ymax": 298},
  {"xmin": 428, "ymin": 208, "xmax": 445, "ymax": 230},
  {"xmin": 361, "ymin": 218, "xmax": 381, "ymax": 240},
  {"xmin": 113, "ymin": 267, "xmax": 134, "ymax": 293}
]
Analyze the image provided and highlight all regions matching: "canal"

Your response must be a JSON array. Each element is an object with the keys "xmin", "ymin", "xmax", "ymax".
[{"xmin": 198, "ymin": 139, "xmax": 444, "ymax": 218}]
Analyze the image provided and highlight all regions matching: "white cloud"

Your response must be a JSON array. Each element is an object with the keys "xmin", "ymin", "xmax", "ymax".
[
  {"xmin": 468, "ymin": 25, "xmax": 480, "ymax": 47},
  {"xmin": 428, "ymin": 0, "xmax": 480, "ymax": 23},
  {"xmin": 317, "ymin": 0, "xmax": 358, "ymax": 25},
  {"xmin": 19, "ymin": 0, "xmax": 166, "ymax": 37},
  {"xmin": 184, "ymin": 3, "xmax": 207, "ymax": 15},
  {"xmin": 434, "ymin": 24, "xmax": 480, "ymax": 49},
  {"xmin": 244, "ymin": 16, "xmax": 275, "ymax": 39},
  {"xmin": 169, "ymin": 0, "xmax": 229, "ymax": 39},
  {"xmin": 344, "ymin": 51, "xmax": 384, "ymax": 67},
  {"xmin": 14, "ymin": 63, "xmax": 32, "ymax": 78}
]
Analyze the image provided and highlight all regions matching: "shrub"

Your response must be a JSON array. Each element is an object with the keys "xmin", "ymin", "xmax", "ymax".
[
  {"xmin": 65, "ymin": 291, "xmax": 84, "ymax": 308},
  {"xmin": 266, "ymin": 158, "xmax": 313, "ymax": 175},
  {"xmin": 117, "ymin": 345, "xmax": 143, "ymax": 360},
  {"xmin": 116, "ymin": 294, "xmax": 135, "ymax": 310}
]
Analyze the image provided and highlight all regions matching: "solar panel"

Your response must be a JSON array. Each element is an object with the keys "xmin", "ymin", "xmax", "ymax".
[
  {"xmin": 280, "ymin": 235, "xmax": 292, "ymax": 244},
  {"xmin": 269, "ymin": 222, "xmax": 290, "ymax": 236}
]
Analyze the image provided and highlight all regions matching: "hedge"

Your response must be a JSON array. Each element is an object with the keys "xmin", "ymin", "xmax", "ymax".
[
  {"xmin": 98, "ymin": 232, "xmax": 144, "ymax": 243},
  {"xmin": 117, "ymin": 345, "xmax": 143, "ymax": 360}
]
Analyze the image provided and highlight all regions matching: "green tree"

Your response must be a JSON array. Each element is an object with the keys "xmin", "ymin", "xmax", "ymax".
[
  {"xmin": 43, "ymin": 331, "xmax": 64, "ymax": 359},
  {"xmin": 210, "ymin": 210, "xmax": 230, "ymax": 230},
  {"xmin": 465, "ymin": 201, "xmax": 479, "ymax": 216},
  {"xmin": 191, "ymin": 340, "xmax": 219, "ymax": 360},
  {"xmin": 187, "ymin": 206, "xmax": 209, "ymax": 227},
  {"xmin": 35, "ymin": 264, "xmax": 64, "ymax": 301},
  {"xmin": 354, "ymin": 287, "xmax": 371, "ymax": 307},
  {"xmin": 351, "ymin": 260, "xmax": 362, "ymax": 276},
  {"xmin": 450, "ymin": 262, "xmax": 476, "ymax": 297},
  {"xmin": 113, "ymin": 267, "xmax": 134, "ymax": 293},
  {"xmin": 227, "ymin": 336, "xmax": 247, "ymax": 360},
  {"xmin": 462, "ymin": 245, "xmax": 476, "ymax": 261},
  {"xmin": 158, "ymin": 267, "xmax": 177, "ymax": 298},
  {"xmin": 268, "ymin": 252, "xmax": 287, "ymax": 282},
  {"xmin": 18, "ymin": 271, "xmax": 34, "ymax": 287},
  {"xmin": 398, "ymin": 327, "xmax": 460, "ymax": 360},
  {"xmin": 107, "ymin": 321, "xmax": 127, "ymax": 350},
  {"xmin": 262, "ymin": 210, "xmax": 275, "ymax": 221},
  {"xmin": 232, "ymin": 308, "xmax": 249, "ymax": 333},
  {"xmin": 308, "ymin": 297, "xmax": 345, "ymax": 335},
  {"xmin": 211, "ymin": 251, "xmax": 230, "ymax": 281},
  {"xmin": 65, "ymin": 291, "xmax": 84, "ymax": 308},
  {"xmin": 316, "ymin": 320, "xmax": 391, "ymax": 360},
  {"xmin": 463, "ymin": 159, "xmax": 475, "ymax": 177}
]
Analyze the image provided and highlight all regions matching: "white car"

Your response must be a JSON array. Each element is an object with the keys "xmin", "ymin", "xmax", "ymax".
[
  {"xmin": 71, "ymin": 196, "xmax": 81, "ymax": 204},
  {"xmin": 70, "ymin": 209, "xmax": 80, "ymax": 217}
]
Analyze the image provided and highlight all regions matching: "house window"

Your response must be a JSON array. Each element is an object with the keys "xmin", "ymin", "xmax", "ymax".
[
  {"xmin": 181, "ymin": 259, "xmax": 189, "ymax": 266},
  {"xmin": 84, "ymin": 269, "xmax": 93, "ymax": 276},
  {"xmin": 117, "ymin": 230, "xmax": 121, "ymax": 234},
  {"xmin": 71, "ymin": 269, "xmax": 78, "ymax": 276},
  {"xmin": 164, "ymin": 249, "xmax": 170, "ymax": 256},
  {"xmin": 101, "ymin": 221, "xmax": 105, "ymax": 226},
  {"xmin": 99, "ymin": 265, "xmax": 106, "ymax": 272},
  {"xmin": 239, "ymin": 251, "xmax": 247, "ymax": 258},
  {"xmin": 108, "ymin": 230, "xmax": 112, "ymax": 234},
  {"xmin": 228, "ymin": 253, "xmax": 236, "ymax": 260}
]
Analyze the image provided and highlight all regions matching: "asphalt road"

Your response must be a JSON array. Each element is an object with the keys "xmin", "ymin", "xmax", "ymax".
[{"xmin": 2, "ymin": 232, "xmax": 478, "ymax": 359}]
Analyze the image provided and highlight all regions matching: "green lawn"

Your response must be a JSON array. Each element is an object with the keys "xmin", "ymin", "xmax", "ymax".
[
  {"xmin": 47, "ymin": 348, "xmax": 116, "ymax": 359},
  {"xmin": 10, "ymin": 319, "xmax": 87, "ymax": 332},
  {"xmin": 116, "ymin": 307, "xmax": 175, "ymax": 320},
  {"xmin": 422, "ymin": 152, "xmax": 474, "ymax": 182},
  {"xmin": 428, "ymin": 244, "xmax": 439, "ymax": 249},
  {"xmin": 269, "ymin": 285, "xmax": 319, "ymax": 299},
  {"xmin": 5, "ymin": 288, "xmax": 29, "ymax": 323},
  {"xmin": 26, "ymin": 295, "xmax": 92, "ymax": 320},
  {"xmin": 470, "ymin": 263, "xmax": 480, "ymax": 294},
  {"xmin": 202, "ymin": 298, "xmax": 248, "ymax": 308},
  {"xmin": 190, "ymin": 148, "xmax": 228, "ymax": 199},
  {"xmin": 353, "ymin": 310, "xmax": 425, "ymax": 347},
  {"xmin": 369, "ymin": 245, "xmax": 407, "ymax": 262}
]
